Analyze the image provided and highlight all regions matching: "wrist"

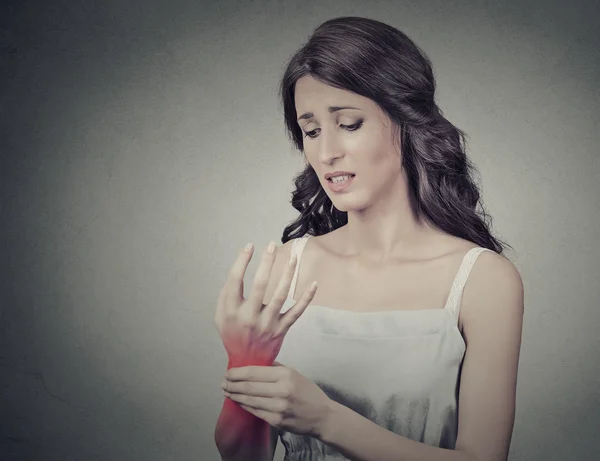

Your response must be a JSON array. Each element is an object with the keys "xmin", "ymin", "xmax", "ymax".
[
  {"xmin": 317, "ymin": 398, "xmax": 343, "ymax": 443},
  {"xmin": 227, "ymin": 355, "xmax": 272, "ymax": 369}
]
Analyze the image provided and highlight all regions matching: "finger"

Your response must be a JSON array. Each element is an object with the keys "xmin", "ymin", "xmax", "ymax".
[
  {"xmin": 223, "ymin": 381, "xmax": 281, "ymax": 397},
  {"xmin": 223, "ymin": 243, "xmax": 255, "ymax": 312},
  {"xmin": 225, "ymin": 392, "xmax": 284, "ymax": 414},
  {"xmin": 216, "ymin": 282, "xmax": 231, "ymax": 317},
  {"xmin": 263, "ymin": 251, "xmax": 298, "ymax": 316},
  {"xmin": 235, "ymin": 402, "xmax": 276, "ymax": 425},
  {"xmin": 226, "ymin": 365, "xmax": 279, "ymax": 383},
  {"xmin": 247, "ymin": 241, "xmax": 278, "ymax": 313},
  {"xmin": 278, "ymin": 280, "xmax": 318, "ymax": 334}
]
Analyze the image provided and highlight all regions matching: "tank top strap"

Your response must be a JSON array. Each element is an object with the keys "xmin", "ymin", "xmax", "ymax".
[
  {"xmin": 287, "ymin": 235, "xmax": 312, "ymax": 300},
  {"xmin": 444, "ymin": 247, "xmax": 495, "ymax": 323}
]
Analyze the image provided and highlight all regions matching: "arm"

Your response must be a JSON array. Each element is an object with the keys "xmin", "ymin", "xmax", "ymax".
[
  {"xmin": 215, "ymin": 398, "xmax": 278, "ymax": 461},
  {"xmin": 214, "ymin": 240, "xmax": 294, "ymax": 461},
  {"xmin": 316, "ymin": 251, "xmax": 525, "ymax": 461}
]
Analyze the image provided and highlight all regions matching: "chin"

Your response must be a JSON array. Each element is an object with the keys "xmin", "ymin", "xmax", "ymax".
[{"xmin": 330, "ymin": 197, "xmax": 367, "ymax": 213}]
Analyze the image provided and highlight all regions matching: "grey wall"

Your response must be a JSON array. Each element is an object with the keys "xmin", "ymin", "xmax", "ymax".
[{"xmin": 1, "ymin": 0, "xmax": 599, "ymax": 460}]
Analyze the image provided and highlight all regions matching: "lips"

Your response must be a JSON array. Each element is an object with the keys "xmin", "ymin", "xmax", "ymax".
[
  {"xmin": 326, "ymin": 174, "xmax": 355, "ymax": 192},
  {"xmin": 325, "ymin": 173, "xmax": 356, "ymax": 181}
]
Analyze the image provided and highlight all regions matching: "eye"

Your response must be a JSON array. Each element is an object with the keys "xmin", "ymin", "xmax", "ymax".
[
  {"xmin": 303, "ymin": 121, "xmax": 363, "ymax": 138},
  {"xmin": 343, "ymin": 121, "xmax": 363, "ymax": 132}
]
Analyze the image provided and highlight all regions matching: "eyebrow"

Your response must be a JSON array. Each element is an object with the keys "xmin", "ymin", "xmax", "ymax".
[{"xmin": 297, "ymin": 106, "xmax": 361, "ymax": 121}]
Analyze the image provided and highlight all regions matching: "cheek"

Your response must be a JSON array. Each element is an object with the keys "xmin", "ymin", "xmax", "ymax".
[
  {"xmin": 366, "ymin": 135, "xmax": 401, "ymax": 170},
  {"xmin": 353, "ymin": 138, "xmax": 397, "ymax": 172}
]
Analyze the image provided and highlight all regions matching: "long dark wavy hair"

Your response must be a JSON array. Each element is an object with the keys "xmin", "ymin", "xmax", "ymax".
[{"xmin": 278, "ymin": 16, "xmax": 511, "ymax": 255}]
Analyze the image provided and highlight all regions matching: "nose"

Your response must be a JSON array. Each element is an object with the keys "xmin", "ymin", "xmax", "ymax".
[{"xmin": 316, "ymin": 130, "xmax": 343, "ymax": 165}]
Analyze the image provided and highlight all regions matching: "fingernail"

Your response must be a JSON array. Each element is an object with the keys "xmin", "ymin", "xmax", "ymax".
[
  {"xmin": 267, "ymin": 241, "xmax": 276, "ymax": 253},
  {"xmin": 243, "ymin": 242, "xmax": 254, "ymax": 252}
]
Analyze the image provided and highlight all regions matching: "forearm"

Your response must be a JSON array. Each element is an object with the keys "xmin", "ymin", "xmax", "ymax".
[
  {"xmin": 215, "ymin": 398, "xmax": 271, "ymax": 460},
  {"xmin": 319, "ymin": 400, "xmax": 478, "ymax": 461},
  {"xmin": 214, "ymin": 356, "xmax": 273, "ymax": 461}
]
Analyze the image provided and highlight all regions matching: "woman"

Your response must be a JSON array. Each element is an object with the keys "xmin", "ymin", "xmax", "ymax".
[{"xmin": 214, "ymin": 16, "xmax": 524, "ymax": 461}]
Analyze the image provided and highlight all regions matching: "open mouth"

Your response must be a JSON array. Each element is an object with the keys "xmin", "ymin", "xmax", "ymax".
[{"xmin": 327, "ymin": 174, "xmax": 355, "ymax": 183}]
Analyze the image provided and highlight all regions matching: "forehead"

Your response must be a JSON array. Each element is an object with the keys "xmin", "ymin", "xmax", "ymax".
[{"xmin": 294, "ymin": 75, "xmax": 373, "ymax": 113}]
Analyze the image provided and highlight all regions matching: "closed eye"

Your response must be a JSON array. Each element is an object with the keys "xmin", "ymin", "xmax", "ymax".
[{"xmin": 303, "ymin": 121, "xmax": 363, "ymax": 139}]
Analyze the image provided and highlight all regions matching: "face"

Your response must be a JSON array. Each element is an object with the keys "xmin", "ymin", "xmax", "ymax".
[{"xmin": 294, "ymin": 75, "xmax": 404, "ymax": 212}]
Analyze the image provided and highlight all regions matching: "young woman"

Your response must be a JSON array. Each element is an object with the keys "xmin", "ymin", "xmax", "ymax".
[{"xmin": 214, "ymin": 16, "xmax": 524, "ymax": 461}]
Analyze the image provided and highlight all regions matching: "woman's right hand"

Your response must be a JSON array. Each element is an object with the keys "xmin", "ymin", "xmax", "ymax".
[{"xmin": 213, "ymin": 241, "xmax": 318, "ymax": 368}]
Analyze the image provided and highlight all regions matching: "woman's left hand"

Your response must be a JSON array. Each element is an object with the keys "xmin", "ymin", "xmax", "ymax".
[{"xmin": 221, "ymin": 361, "xmax": 333, "ymax": 438}]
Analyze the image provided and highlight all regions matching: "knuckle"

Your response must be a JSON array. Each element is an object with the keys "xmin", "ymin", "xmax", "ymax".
[
  {"xmin": 280, "ymin": 387, "xmax": 291, "ymax": 399},
  {"xmin": 275, "ymin": 327, "xmax": 287, "ymax": 338},
  {"xmin": 242, "ymin": 382, "xmax": 253, "ymax": 395},
  {"xmin": 288, "ymin": 312, "xmax": 301, "ymax": 324},
  {"xmin": 253, "ymin": 279, "xmax": 268, "ymax": 291},
  {"xmin": 282, "ymin": 380, "xmax": 295, "ymax": 394},
  {"xmin": 223, "ymin": 310, "xmax": 236, "ymax": 321},
  {"xmin": 286, "ymin": 381, "xmax": 295, "ymax": 395},
  {"xmin": 223, "ymin": 303, "xmax": 237, "ymax": 315},
  {"xmin": 239, "ymin": 319, "xmax": 257, "ymax": 330},
  {"xmin": 271, "ymin": 328, "xmax": 285, "ymax": 340},
  {"xmin": 269, "ymin": 292, "xmax": 285, "ymax": 305},
  {"xmin": 256, "ymin": 318, "xmax": 274, "ymax": 332},
  {"xmin": 277, "ymin": 400, "xmax": 289, "ymax": 413}
]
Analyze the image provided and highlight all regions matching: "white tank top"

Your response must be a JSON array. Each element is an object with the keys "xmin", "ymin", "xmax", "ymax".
[{"xmin": 274, "ymin": 234, "xmax": 495, "ymax": 460}]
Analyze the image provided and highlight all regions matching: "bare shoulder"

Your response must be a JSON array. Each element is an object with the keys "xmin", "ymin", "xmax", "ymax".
[
  {"xmin": 465, "ymin": 250, "xmax": 524, "ymax": 303},
  {"xmin": 262, "ymin": 238, "xmax": 296, "ymax": 306},
  {"xmin": 461, "ymin": 249, "xmax": 525, "ymax": 338}
]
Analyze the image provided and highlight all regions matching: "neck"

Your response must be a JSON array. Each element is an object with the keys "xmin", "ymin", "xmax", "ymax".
[{"xmin": 340, "ymin": 175, "xmax": 438, "ymax": 263}]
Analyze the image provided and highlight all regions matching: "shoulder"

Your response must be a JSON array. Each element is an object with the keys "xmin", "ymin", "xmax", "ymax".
[
  {"xmin": 461, "ymin": 249, "xmax": 524, "ymax": 340},
  {"xmin": 466, "ymin": 250, "xmax": 524, "ymax": 305}
]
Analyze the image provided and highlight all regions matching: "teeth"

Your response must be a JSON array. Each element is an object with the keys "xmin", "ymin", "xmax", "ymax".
[{"xmin": 331, "ymin": 175, "xmax": 352, "ymax": 183}]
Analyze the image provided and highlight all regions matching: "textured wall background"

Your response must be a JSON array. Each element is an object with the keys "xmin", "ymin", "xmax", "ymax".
[{"xmin": 1, "ymin": 0, "xmax": 599, "ymax": 460}]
